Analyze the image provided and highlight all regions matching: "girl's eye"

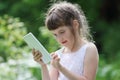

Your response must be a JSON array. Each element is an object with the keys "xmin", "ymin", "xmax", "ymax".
[
  {"xmin": 53, "ymin": 34, "xmax": 57, "ymax": 37},
  {"xmin": 60, "ymin": 31, "xmax": 65, "ymax": 34}
]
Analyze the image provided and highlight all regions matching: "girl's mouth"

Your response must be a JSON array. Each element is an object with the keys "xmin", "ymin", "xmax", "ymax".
[{"xmin": 62, "ymin": 40, "xmax": 67, "ymax": 44}]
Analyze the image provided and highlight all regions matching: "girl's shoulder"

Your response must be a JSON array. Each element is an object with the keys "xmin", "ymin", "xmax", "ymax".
[
  {"xmin": 85, "ymin": 42, "xmax": 99, "ymax": 60},
  {"xmin": 86, "ymin": 42, "xmax": 98, "ymax": 51}
]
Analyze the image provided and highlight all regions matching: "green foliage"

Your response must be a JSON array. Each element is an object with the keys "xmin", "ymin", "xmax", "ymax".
[
  {"xmin": 97, "ymin": 63, "xmax": 120, "ymax": 80},
  {"xmin": 0, "ymin": 56, "xmax": 42, "ymax": 80},
  {"xmin": 29, "ymin": 67, "xmax": 42, "ymax": 80},
  {"xmin": 0, "ymin": 0, "xmax": 50, "ymax": 37},
  {"xmin": 0, "ymin": 14, "xmax": 59, "ymax": 80},
  {"xmin": 102, "ymin": 22, "xmax": 120, "ymax": 62},
  {"xmin": 0, "ymin": 15, "xmax": 27, "ymax": 62},
  {"xmin": 0, "ymin": 15, "xmax": 42, "ymax": 80}
]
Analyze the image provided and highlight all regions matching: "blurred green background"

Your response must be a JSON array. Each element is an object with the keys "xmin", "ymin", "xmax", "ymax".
[{"xmin": 0, "ymin": 0, "xmax": 120, "ymax": 80}]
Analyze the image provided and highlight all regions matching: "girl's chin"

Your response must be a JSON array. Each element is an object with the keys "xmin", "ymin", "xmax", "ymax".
[
  {"xmin": 61, "ymin": 44, "xmax": 67, "ymax": 47},
  {"xmin": 61, "ymin": 44, "xmax": 70, "ymax": 48}
]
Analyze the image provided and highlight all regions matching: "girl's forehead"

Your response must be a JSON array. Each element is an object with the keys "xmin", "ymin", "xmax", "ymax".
[{"xmin": 50, "ymin": 26, "xmax": 68, "ymax": 33}]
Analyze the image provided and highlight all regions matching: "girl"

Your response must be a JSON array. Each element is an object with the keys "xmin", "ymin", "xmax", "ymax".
[{"xmin": 32, "ymin": 1, "xmax": 99, "ymax": 80}]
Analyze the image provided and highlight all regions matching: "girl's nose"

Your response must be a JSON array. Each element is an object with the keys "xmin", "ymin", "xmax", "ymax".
[{"xmin": 56, "ymin": 35, "xmax": 63, "ymax": 43}]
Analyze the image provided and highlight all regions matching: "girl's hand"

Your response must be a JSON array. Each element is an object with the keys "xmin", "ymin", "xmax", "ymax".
[
  {"xmin": 51, "ymin": 53, "xmax": 61, "ymax": 70},
  {"xmin": 32, "ymin": 48, "xmax": 46, "ymax": 66}
]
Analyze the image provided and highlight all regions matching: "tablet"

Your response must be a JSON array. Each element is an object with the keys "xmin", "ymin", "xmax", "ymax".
[{"xmin": 23, "ymin": 32, "xmax": 51, "ymax": 64}]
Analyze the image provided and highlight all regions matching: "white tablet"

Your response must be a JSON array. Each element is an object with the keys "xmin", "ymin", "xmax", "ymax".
[{"xmin": 23, "ymin": 32, "xmax": 51, "ymax": 64}]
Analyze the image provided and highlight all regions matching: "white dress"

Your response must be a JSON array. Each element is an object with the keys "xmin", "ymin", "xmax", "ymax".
[{"xmin": 55, "ymin": 44, "xmax": 88, "ymax": 80}]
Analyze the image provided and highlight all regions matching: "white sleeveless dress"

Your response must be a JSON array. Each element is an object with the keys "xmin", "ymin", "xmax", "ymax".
[{"xmin": 55, "ymin": 44, "xmax": 88, "ymax": 80}]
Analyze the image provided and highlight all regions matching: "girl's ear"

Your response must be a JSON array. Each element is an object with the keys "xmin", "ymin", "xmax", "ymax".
[{"xmin": 72, "ymin": 20, "xmax": 79, "ymax": 30}]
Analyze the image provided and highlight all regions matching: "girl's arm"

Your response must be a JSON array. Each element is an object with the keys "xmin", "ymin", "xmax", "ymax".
[
  {"xmin": 83, "ymin": 43, "xmax": 99, "ymax": 80},
  {"xmin": 49, "ymin": 53, "xmax": 59, "ymax": 80},
  {"xmin": 56, "ymin": 43, "xmax": 99, "ymax": 80},
  {"xmin": 49, "ymin": 65, "xmax": 59, "ymax": 80},
  {"xmin": 32, "ymin": 49, "xmax": 51, "ymax": 80},
  {"xmin": 41, "ymin": 65, "xmax": 50, "ymax": 80}
]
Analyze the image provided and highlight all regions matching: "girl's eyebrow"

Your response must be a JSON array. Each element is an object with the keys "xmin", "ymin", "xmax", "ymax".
[
  {"xmin": 51, "ymin": 27, "xmax": 65, "ymax": 34},
  {"xmin": 58, "ymin": 29, "xmax": 63, "ymax": 32},
  {"xmin": 58, "ymin": 28, "xmax": 65, "ymax": 31}
]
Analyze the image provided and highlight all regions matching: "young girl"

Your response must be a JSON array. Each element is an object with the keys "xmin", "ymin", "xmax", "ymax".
[{"xmin": 32, "ymin": 1, "xmax": 99, "ymax": 80}]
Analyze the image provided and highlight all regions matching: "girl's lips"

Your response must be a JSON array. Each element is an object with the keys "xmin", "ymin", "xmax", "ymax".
[{"xmin": 62, "ymin": 40, "xmax": 67, "ymax": 44}]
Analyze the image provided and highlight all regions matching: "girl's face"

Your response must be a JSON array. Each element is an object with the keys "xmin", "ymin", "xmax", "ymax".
[{"xmin": 51, "ymin": 26, "xmax": 75, "ymax": 49}]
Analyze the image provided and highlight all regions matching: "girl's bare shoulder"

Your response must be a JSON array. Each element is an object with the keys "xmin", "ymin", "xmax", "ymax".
[{"xmin": 85, "ymin": 42, "xmax": 99, "ymax": 60}]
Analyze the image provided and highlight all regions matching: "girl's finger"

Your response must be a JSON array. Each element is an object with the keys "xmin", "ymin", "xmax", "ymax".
[
  {"xmin": 34, "ymin": 55, "xmax": 42, "ymax": 61},
  {"xmin": 56, "ymin": 57, "xmax": 60, "ymax": 61},
  {"xmin": 34, "ymin": 50, "xmax": 41, "ymax": 57},
  {"xmin": 52, "ymin": 54, "xmax": 58, "ymax": 59}
]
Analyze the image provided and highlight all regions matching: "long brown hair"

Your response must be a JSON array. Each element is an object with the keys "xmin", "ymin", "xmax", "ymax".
[{"xmin": 45, "ymin": 1, "xmax": 93, "ymax": 42}]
